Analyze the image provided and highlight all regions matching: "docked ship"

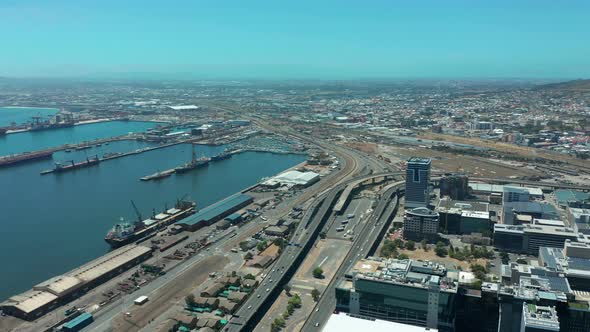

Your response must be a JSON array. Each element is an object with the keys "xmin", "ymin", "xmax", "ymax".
[
  {"xmin": 104, "ymin": 200, "xmax": 196, "ymax": 248},
  {"xmin": 0, "ymin": 150, "xmax": 54, "ymax": 167},
  {"xmin": 52, "ymin": 156, "xmax": 100, "ymax": 173},
  {"xmin": 210, "ymin": 149, "xmax": 233, "ymax": 162},
  {"xmin": 29, "ymin": 112, "xmax": 75, "ymax": 132},
  {"xmin": 140, "ymin": 169, "xmax": 175, "ymax": 181},
  {"xmin": 30, "ymin": 122, "xmax": 74, "ymax": 131},
  {"xmin": 174, "ymin": 147, "xmax": 210, "ymax": 173}
]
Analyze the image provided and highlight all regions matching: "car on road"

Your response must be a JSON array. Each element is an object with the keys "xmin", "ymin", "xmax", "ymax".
[{"xmin": 266, "ymin": 288, "xmax": 270, "ymax": 292}]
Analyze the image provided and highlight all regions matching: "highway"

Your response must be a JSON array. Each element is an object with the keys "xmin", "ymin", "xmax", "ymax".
[
  {"xmin": 301, "ymin": 183, "xmax": 403, "ymax": 331},
  {"xmin": 225, "ymin": 183, "xmax": 345, "ymax": 331}
]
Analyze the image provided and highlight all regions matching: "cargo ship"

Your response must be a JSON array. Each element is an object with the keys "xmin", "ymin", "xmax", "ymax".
[
  {"xmin": 140, "ymin": 169, "xmax": 175, "ymax": 181},
  {"xmin": 174, "ymin": 147, "xmax": 210, "ymax": 173},
  {"xmin": 0, "ymin": 150, "xmax": 54, "ymax": 167},
  {"xmin": 210, "ymin": 149, "xmax": 233, "ymax": 162},
  {"xmin": 30, "ymin": 122, "xmax": 74, "ymax": 131},
  {"xmin": 104, "ymin": 200, "xmax": 196, "ymax": 248},
  {"xmin": 50, "ymin": 156, "xmax": 100, "ymax": 174}
]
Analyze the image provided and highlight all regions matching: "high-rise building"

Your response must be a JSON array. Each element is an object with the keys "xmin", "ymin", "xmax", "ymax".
[
  {"xmin": 520, "ymin": 303, "xmax": 560, "ymax": 332},
  {"xmin": 440, "ymin": 174, "xmax": 469, "ymax": 200},
  {"xmin": 335, "ymin": 258, "xmax": 458, "ymax": 332},
  {"xmin": 404, "ymin": 207, "xmax": 440, "ymax": 241},
  {"xmin": 405, "ymin": 157, "xmax": 431, "ymax": 209}
]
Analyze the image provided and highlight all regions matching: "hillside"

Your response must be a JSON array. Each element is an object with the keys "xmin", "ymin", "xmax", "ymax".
[{"xmin": 535, "ymin": 79, "xmax": 590, "ymax": 91}]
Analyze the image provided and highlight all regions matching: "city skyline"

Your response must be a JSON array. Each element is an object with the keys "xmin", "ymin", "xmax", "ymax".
[{"xmin": 1, "ymin": 0, "xmax": 589, "ymax": 79}]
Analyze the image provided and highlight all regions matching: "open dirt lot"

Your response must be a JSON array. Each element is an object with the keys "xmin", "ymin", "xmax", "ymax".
[
  {"xmin": 399, "ymin": 248, "xmax": 488, "ymax": 271},
  {"xmin": 111, "ymin": 255, "xmax": 229, "ymax": 332}
]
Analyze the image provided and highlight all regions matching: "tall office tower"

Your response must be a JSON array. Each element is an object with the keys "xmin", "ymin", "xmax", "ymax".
[
  {"xmin": 405, "ymin": 157, "xmax": 432, "ymax": 209},
  {"xmin": 520, "ymin": 303, "xmax": 560, "ymax": 332}
]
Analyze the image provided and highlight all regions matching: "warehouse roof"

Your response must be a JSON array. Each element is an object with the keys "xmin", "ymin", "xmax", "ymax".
[
  {"xmin": 70, "ymin": 245, "xmax": 152, "ymax": 282},
  {"xmin": 264, "ymin": 170, "xmax": 320, "ymax": 187},
  {"xmin": 33, "ymin": 275, "xmax": 82, "ymax": 297},
  {"xmin": 176, "ymin": 194, "xmax": 253, "ymax": 227},
  {"xmin": 3, "ymin": 290, "xmax": 58, "ymax": 314}
]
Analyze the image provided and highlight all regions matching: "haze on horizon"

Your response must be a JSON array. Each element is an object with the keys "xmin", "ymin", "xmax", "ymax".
[{"xmin": 2, "ymin": 0, "xmax": 589, "ymax": 80}]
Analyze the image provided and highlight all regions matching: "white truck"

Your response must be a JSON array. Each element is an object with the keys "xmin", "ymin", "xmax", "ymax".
[{"xmin": 134, "ymin": 295, "xmax": 149, "ymax": 305}]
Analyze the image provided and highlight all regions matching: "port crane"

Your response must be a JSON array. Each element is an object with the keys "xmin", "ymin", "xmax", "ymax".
[{"xmin": 130, "ymin": 200, "xmax": 143, "ymax": 222}]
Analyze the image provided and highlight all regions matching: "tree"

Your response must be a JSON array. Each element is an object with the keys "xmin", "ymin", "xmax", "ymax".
[
  {"xmin": 397, "ymin": 253, "xmax": 409, "ymax": 260},
  {"xmin": 185, "ymin": 294, "xmax": 195, "ymax": 307},
  {"xmin": 313, "ymin": 267, "xmax": 324, "ymax": 279},
  {"xmin": 421, "ymin": 239, "xmax": 428, "ymax": 251},
  {"xmin": 500, "ymin": 251, "xmax": 510, "ymax": 264},
  {"xmin": 244, "ymin": 252, "xmax": 253, "ymax": 260},
  {"xmin": 319, "ymin": 231, "xmax": 327, "ymax": 239},
  {"xmin": 516, "ymin": 258, "xmax": 528, "ymax": 265},
  {"xmin": 244, "ymin": 273, "xmax": 255, "ymax": 280},
  {"xmin": 471, "ymin": 279, "xmax": 483, "ymax": 290},
  {"xmin": 435, "ymin": 246, "xmax": 448, "ymax": 257},
  {"xmin": 405, "ymin": 240, "xmax": 416, "ymax": 250},
  {"xmin": 284, "ymin": 284, "xmax": 291, "ymax": 296},
  {"xmin": 257, "ymin": 240, "xmax": 268, "ymax": 252},
  {"xmin": 288, "ymin": 294, "xmax": 302, "ymax": 308},
  {"xmin": 273, "ymin": 237, "xmax": 285, "ymax": 249},
  {"xmin": 470, "ymin": 263, "xmax": 487, "ymax": 280},
  {"xmin": 239, "ymin": 241, "xmax": 250, "ymax": 251},
  {"xmin": 311, "ymin": 288, "xmax": 321, "ymax": 302}
]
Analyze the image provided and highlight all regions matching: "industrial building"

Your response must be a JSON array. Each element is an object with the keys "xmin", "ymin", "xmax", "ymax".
[
  {"xmin": 403, "ymin": 207, "xmax": 440, "ymax": 241},
  {"xmin": 175, "ymin": 194, "xmax": 253, "ymax": 232},
  {"xmin": 261, "ymin": 170, "xmax": 320, "ymax": 188},
  {"xmin": 0, "ymin": 245, "xmax": 152, "ymax": 320},
  {"xmin": 335, "ymin": 258, "xmax": 458, "ymax": 332},
  {"xmin": 405, "ymin": 157, "xmax": 431, "ymax": 209}
]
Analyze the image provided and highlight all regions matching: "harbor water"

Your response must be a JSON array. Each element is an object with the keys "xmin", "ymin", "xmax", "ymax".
[
  {"xmin": 0, "ymin": 107, "xmax": 58, "ymax": 127},
  {"xmin": 0, "ymin": 122, "xmax": 306, "ymax": 301},
  {"xmin": 0, "ymin": 120, "xmax": 159, "ymax": 156}
]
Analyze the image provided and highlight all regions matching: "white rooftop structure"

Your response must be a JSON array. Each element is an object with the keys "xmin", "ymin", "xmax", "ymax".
[
  {"xmin": 263, "ymin": 170, "xmax": 320, "ymax": 187},
  {"xmin": 3, "ymin": 290, "xmax": 58, "ymax": 315},
  {"xmin": 167, "ymin": 105, "xmax": 199, "ymax": 111},
  {"xmin": 322, "ymin": 313, "xmax": 437, "ymax": 332}
]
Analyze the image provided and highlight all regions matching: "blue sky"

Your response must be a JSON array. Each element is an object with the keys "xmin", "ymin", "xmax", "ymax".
[{"xmin": 1, "ymin": 0, "xmax": 589, "ymax": 79}]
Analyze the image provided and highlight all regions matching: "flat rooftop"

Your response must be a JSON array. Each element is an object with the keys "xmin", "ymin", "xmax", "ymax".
[
  {"xmin": 176, "ymin": 194, "xmax": 252, "ymax": 227},
  {"xmin": 2, "ymin": 290, "xmax": 58, "ymax": 314},
  {"xmin": 556, "ymin": 189, "xmax": 590, "ymax": 205},
  {"xmin": 322, "ymin": 313, "xmax": 437, "ymax": 332},
  {"xmin": 33, "ymin": 275, "xmax": 82, "ymax": 297},
  {"xmin": 69, "ymin": 244, "xmax": 152, "ymax": 282},
  {"xmin": 348, "ymin": 258, "xmax": 457, "ymax": 292},
  {"xmin": 407, "ymin": 157, "xmax": 431, "ymax": 165},
  {"xmin": 522, "ymin": 303, "xmax": 560, "ymax": 331}
]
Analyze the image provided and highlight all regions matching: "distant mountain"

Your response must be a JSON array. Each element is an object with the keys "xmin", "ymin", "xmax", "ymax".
[{"xmin": 535, "ymin": 79, "xmax": 590, "ymax": 91}]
